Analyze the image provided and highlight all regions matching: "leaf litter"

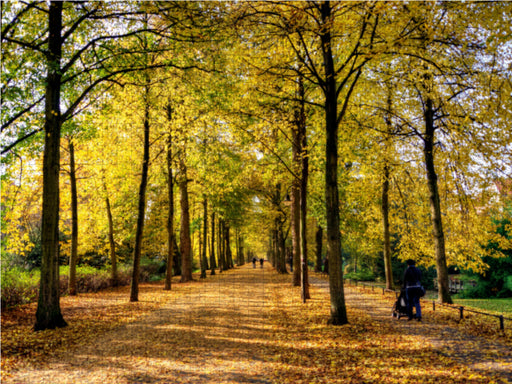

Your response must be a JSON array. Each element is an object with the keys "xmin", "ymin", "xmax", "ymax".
[{"xmin": 1, "ymin": 266, "xmax": 511, "ymax": 383}]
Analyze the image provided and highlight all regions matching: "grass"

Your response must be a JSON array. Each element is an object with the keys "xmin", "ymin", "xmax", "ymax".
[{"xmin": 452, "ymin": 298, "xmax": 512, "ymax": 317}]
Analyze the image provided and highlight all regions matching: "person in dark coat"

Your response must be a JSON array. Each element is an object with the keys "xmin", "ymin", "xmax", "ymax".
[{"xmin": 403, "ymin": 259, "xmax": 422, "ymax": 321}]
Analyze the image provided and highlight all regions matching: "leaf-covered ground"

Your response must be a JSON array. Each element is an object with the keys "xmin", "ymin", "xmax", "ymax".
[{"xmin": 2, "ymin": 265, "xmax": 511, "ymax": 383}]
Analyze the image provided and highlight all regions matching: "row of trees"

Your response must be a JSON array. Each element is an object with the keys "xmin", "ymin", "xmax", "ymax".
[{"xmin": 2, "ymin": 1, "xmax": 511, "ymax": 330}]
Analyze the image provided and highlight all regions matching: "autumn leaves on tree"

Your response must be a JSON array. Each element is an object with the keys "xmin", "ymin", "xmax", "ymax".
[{"xmin": 1, "ymin": 1, "xmax": 511, "ymax": 331}]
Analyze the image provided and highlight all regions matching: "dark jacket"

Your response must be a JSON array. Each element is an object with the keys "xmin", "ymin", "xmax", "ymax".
[{"xmin": 403, "ymin": 265, "xmax": 422, "ymax": 288}]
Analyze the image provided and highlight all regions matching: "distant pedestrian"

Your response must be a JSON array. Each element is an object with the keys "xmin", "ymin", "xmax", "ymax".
[
  {"xmin": 403, "ymin": 259, "xmax": 423, "ymax": 321},
  {"xmin": 252, "ymin": 257, "xmax": 257, "ymax": 268},
  {"xmin": 259, "ymin": 258, "xmax": 264, "ymax": 268},
  {"xmin": 288, "ymin": 255, "xmax": 293, "ymax": 272}
]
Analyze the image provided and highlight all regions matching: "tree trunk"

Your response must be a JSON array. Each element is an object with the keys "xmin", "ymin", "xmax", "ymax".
[
  {"xmin": 321, "ymin": 1, "xmax": 347, "ymax": 325},
  {"xmin": 291, "ymin": 124, "xmax": 301, "ymax": 286},
  {"xmin": 381, "ymin": 162, "xmax": 394, "ymax": 290},
  {"xmin": 210, "ymin": 211, "xmax": 216, "ymax": 275},
  {"xmin": 225, "ymin": 223, "xmax": 234, "ymax": 269},
  {"xmin": 35, "ymin": 1, "xmax": 67, "ymax": 331},
  {"xmin": 179, "ymin": 157, "xmax": 193, "ymax": 282},
  {"xmin": 297, "ymin": 66, "xmax": 310, "ymax": 301},
  {"xmin": 300, "ymin": 118, "xmax": 310, "ymax": 301},
  {"xmin": 104, "ymin": 187, "xmax": 117, "ymax": 286},
  {"xmin": 165, "ymin": 129, "xmax": 174, "ymax": 290},
  {"xmin": 237, "ymin": 232, "xmax": 244, "ymax": 266},
  {"xmin": 172, "ymin": 235, "xmax": 181, "ymax": 276},
  {"xmin": 130, "ymin": 83, "xmax": 151, "ymax": 302},
  {"xmin": 218, "ymin": 219, "xmax": 225, "ymax": 272},
  {"xmin": 315, "ymin": 225, "xmax": 323, "ymax": 273},
  {"xmin": 200, "ymin": 197, "xmax": 208, "ymax": 278},
  {"xmin": 424, "ymin": 97, "xmax": 452, "ymax": 304},
  {"xmin": 270, "ymin": 232, "xmax": 276, "ymax": 268},
  {"xmin": 382, "ymin": 89, "xmax": 394, "ymax": 290},
  {"xmin": 275, "ymin": 220, "xmax": 288, "ymax": 274},
  {"xmin": 68, "ymin": 139, "xmax": 78, "ymax": 296}
]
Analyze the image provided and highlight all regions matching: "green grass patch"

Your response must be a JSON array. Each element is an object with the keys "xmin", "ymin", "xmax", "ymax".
[{"xmin": 453, "ymin": 298, "xmax": 512, "ymax": 316}]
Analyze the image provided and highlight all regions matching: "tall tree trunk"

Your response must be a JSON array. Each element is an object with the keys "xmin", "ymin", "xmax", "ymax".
[
  {"xmin": 172, "ymin": 235, "xmax": 181, "ymax": 276},
  {"xmin": 315, "ymin": 225, "xmax": 323, "ymax": 273},
  {"xmin": 35, "ymin": 1, "xmax": 67, "ymax": 331},
  {"xmin": 225, "ymin": 223, "xmax": 234, "ymax": 269},
  {"xmin": 179, "ymin": 157, "xmax": 193, "ymax": 282},
  {"xmin": 291, "ymin": 130, "xmax": 301, "ymax": 285},
  {"xmin": 200, "ymin": 197, "xmax": 208, "ymax": 278},
  {"xmin": 381, "ymin": 162, "xmax": 394, "ymax": 290},
  {"xmin": 382, "ymin": 89, "xmax": 394, "ymax": 290},
  {"xmin": 321, "ymin": 1, "xmax": 347, "ymax": 325},
  {"xmin": 424, "ymin": 97, "xmax": 452, "ymax": 304},
  {"xmin": 165, "ymin": 128, "xmax": 174, "ymax": 290},
  {"xmin": 270, "ymin": 233, "xmax": 276, "ymax": 268},
  {"xmin": 104, "ymin": 185, "xmax": 117, "ymax": 286},
  {"xmin": 296, "ymin": 65, "xmax": 310, "ymax": 301},
  {"xmin": 237, "ymin": 231, "xmax": 244, "ymax": 266},
  {"xmin": 210, "ymin": 211, "xmax": 216, "ymax": 275},
  {"xmin": 68, "ymin": 139, "xmax": 78, "ymax": 296},
  {"xmin": 219, "ymin": 219, "xmax": 226, "ymax": 271},
  {"xmin": 275, "ymin": 220, "xmax": 288, "ymax": 274},
  {"xmin": 130, "ymin": 83, "xmax": 151, "ymax": 302},
  {"xmin": 299, "ymin": 106, "xmax": 310, "ymax": 302}
]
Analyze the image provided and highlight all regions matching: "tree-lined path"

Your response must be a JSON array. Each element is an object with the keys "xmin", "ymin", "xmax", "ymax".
[{"xmin": 2, "ymin": 265, "xmax": 511, "ymax": 384}]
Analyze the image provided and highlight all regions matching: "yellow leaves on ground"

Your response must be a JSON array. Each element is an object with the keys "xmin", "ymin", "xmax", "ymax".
[
  {"xmin": 1, "ymin": 282, "xmax": 171, "ymax": 379},
  {"xmin": 2, "ymin": 267, "xmax": 511, "ymax": 383}
]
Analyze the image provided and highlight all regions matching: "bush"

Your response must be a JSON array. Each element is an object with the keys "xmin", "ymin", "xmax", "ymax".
[
  {"xmin": 345, "ymin": 268, "xmax": 375, "ymax": 282},
  {"xmin": 139, "ymin": 257, "xmax": 166, "ymax": 282},
  {"xmin": 1, "ymin": 263, "xmax": 144, "ymax": 308},
  {"xmin": 1, "ymin": 267, "xmax": 40, "ymax": 308},
  {"xmin": 59, "ymin": 265, "xmax": 132, "ymax": 294}
]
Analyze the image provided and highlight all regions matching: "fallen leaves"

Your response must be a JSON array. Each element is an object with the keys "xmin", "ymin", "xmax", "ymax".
[
  {"xmin": 1, "ymin": 268, "xmax": 511, "ymax": 383},
  {"xmin": 265, "ymin": 273, "xmax": 512, "ymax": 384},
  {"xmin": 1, "ymin": 282, "xmax": 173, "ymax": 379}
]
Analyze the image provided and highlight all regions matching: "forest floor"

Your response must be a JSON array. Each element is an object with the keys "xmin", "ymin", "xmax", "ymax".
[{"xmin": 2, "ymin": 264, "xmax": 512, "ymax": 384}]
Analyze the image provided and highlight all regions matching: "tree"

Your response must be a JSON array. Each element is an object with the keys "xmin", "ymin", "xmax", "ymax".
[
  {"xmin": 34, "ymin": 1, "xmax": 67, "ymax": 330},
  {"xmin": 64, "ymin": 137, "xmax": 79, "ymax": 296},
  {"xmin": 178, "ymin": 156, "xmax": 193, "ymax": 282},
  {"xmin": 130, "ymin": 78, "xmax": 151, "ymax": 302},
  {"xmin": 1, "ymin": 1, "xmax": 184, "ymax": 330}
]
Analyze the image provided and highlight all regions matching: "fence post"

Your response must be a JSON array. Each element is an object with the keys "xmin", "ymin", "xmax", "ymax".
[
  {"xmin": 433, "ymin": 301, "xmax": 435, "ymax": 312},
  {"xmin": 459, "ymin": 306, "xmax": 464, "ymax": 320},
  {"xmin": 500, "ymin": 315, "xmax": 504, "ymax": 331}
]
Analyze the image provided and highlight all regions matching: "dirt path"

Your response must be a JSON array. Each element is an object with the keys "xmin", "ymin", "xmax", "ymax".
[
  {"xmin": 311, "ymin": 276, "xmax": 512, "ymax": 382},
  {"xmin": 4, "ymin": 267, "xmax": 512, "ymax": 384},
  {"xmin": 4, "ymin": 265, "xmax": 276, "ymax": 384}
]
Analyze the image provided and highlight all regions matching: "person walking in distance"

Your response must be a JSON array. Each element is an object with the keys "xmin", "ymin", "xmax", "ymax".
[{"xmin": 403, "ymin": 259, "xmax": 422, "ymax": 321}]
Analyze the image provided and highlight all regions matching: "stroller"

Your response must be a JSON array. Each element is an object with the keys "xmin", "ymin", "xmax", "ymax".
[{"xmin": 392, "ymin": 289, "xmax": 409, "ymax": 319}]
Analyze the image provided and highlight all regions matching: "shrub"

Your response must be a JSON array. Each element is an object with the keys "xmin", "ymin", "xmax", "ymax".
[
  {"xmin": 345, "ymin": 268, "xmax": 375, "ymax": 281},
  {"xmin": 1, "ymin": 264, "xmax": 133, "ymax": 308},
  {"xmin": 139, "ymin": 257, "xmax": 166, "ymax": 282},
  {"xmin": 1, "ymin": 267, "xmax": 39, "ymax": 308}
]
